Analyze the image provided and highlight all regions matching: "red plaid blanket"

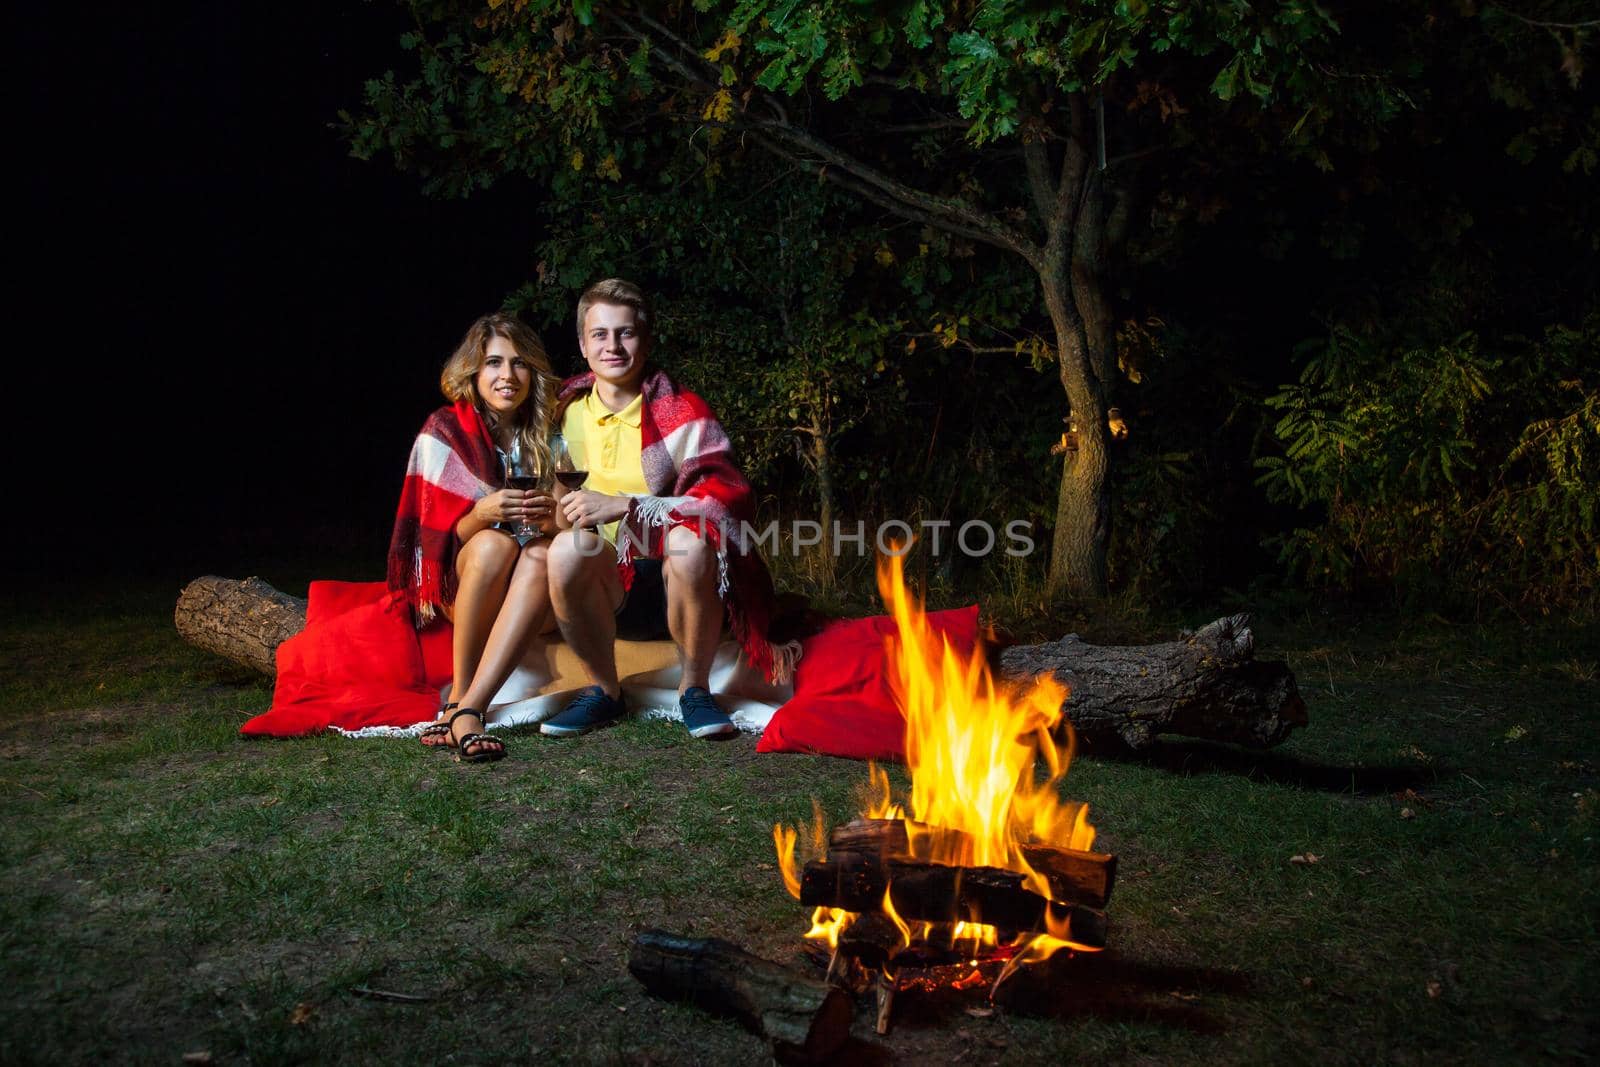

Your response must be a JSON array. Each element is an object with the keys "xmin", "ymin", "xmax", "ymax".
[
  {"xmin": 386, "ymin": 399, "xmax": 500, "ymax": 623},
  {"xmin": 559, "ymin": 368, "xmax": 795, "ymax": 682}
]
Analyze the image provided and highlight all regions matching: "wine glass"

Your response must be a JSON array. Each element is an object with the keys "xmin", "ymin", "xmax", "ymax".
[
  {"xmin": 552, "ymin": 434, "xmax": 588, "ymax": 492},
  {"xmin": 551, "ymin": 434, "xmax": 594, "ymax": 533},
  {"xmin": 504, "ymin": 446, "xmax": 542, "ymax": 540}
]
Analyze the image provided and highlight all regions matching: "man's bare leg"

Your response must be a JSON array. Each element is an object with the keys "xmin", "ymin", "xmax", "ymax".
[
  {"xmin": 664, "ymin": 525, "xmax": 722, "ymax": 694},
  {"xmin": 548, "ymin": 528, "xmax": 624, "ymax": 697}
]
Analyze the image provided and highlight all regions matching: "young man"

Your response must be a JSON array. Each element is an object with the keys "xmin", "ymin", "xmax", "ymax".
[{"xmin": 540, "ymin": 278, "xmax": 787, "ymax": 739}]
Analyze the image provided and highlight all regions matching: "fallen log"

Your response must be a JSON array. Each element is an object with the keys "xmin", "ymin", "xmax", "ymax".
[
  {"xmin": 998, "ymin": 613, "xmax": 1307, "ymax": 751},
  {"xmin": 173, "ymin": 578, "xmax": 1306, "ymax": 753},
  {"xmin": 827, "ymin": 818, "xmax": 1116, "ymax": 909},
  {"xmin": 799, "ymin": 855, "xmax": 1108, "ymax": 948},
  {"xmin": 174, "ymin": 576, "xmax": 307, "ymax": 678},
  {"xmin": 627, "ymin": 930, "xmax": 854, "ymax": 1063}
]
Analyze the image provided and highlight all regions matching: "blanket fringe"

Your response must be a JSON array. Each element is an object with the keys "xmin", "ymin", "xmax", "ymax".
[
  {"xmin": 766, "ymin": 638, "xmax": 802, "ymax": 685},
  {"xmin": 630, "ymin": 494, "xmax": 689, "ymax": 532}
]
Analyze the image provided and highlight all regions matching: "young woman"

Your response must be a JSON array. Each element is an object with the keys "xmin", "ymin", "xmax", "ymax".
[{"xmin": 386, "ymin": 313, "xmax": 560, "ymax": 762}]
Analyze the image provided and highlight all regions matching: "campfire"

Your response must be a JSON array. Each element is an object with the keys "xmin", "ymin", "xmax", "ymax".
[{"xmin": 773, "ymin": 554, "xmax": 1117, "ymax": 1032}]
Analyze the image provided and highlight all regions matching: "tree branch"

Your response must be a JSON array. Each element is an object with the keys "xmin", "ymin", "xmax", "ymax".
[
  {"xmin": 903, "ymin": 332, "xmax": 1043, "ymax": 356},
  {"xmin": 1023, "ymin": 134, "xmax": 1056, "ymax": 240},
  {"xmin": 631, "ymin": 10, "xmax": 722, "ymax": 79},
  {"xmin": 623, "ymin": 9, "xmax": 791, "ymax": 123},
  {"xmin": 746, "ymin": 115, "xmax": 1035, "ymax": 256},
  {"xmin": 876, "ymin": 118, "xmax": 973, "ymax": 134},
  {"xmin": 744, "ymin": 131, "xmax": 1025, "ymax": 254},
  {"xmin": 1060, "ymin": 95, "xmax": 1093, "ymax": 240},
  {"xmin": 1491, "ymin": 6, "xmax": 1600, "ymax": 29},
  {"xmin": 607, "ymin": 9, "xmax": 719, "ymax": 92},
  {"xmin": 606, "ymin": 7, "xmax": 1034, "ymax": 258}
]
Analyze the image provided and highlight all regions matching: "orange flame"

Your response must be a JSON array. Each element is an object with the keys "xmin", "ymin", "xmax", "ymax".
[
  {"xmin": 774, "ymin": 551, "xmax": 1100, "ymax": 980},
  {"xmin": 881, "ymin": 888, "xmax": 912, "ymax": 958},
  {"xmin": 878, "ymin": 552, "xmax": 1094, "ymax": 880},
  {"xmin": 805, "ymin": 906, "xmax": 851, "ymax": 949},
  {"xmin": 773, "ymin": 825, "xmax": 802, "ymax": 899}
]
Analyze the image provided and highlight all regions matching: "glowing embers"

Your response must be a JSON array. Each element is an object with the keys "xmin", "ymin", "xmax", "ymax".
[{"xmin": 773, "ymin": 554, "xmax": 1117, "ymax": 1031}]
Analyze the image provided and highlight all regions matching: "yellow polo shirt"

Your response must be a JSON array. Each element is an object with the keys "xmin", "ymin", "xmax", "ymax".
[{"xmin": 561, "ymin": 390, "xmax": 650, "ymax": 544}]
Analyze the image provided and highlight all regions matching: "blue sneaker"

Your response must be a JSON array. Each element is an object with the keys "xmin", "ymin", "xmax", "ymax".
[
  {"xmin": 679, "ymin": 687, "xmax": 736, "ymax": 740},
  {"xmin": 540, "ymin": 686, "xmax": 628, "ymax": 737}
]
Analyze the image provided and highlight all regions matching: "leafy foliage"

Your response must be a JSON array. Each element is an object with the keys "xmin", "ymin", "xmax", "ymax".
[
  {"xmin": 507, "ymin": 152, "xmax": 1056, "ymax": 529},
  {"xmin": 342, "ymin": 1, "xmax": 1598, "ymax": 615},
  {"xmin": 1258, "ymin": 319, "xmax": 1598, "ymax": 616}
]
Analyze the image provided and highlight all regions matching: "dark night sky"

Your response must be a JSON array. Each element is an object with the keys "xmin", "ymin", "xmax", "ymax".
[{"xmin": 19, "ymin": 4, "xmax": 573, "ymax": 583}]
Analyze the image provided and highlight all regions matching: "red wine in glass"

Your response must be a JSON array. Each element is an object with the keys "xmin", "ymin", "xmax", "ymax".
[
  {"xmin": 551, "ymin": 435, "xmax": 596, "ymax": 530},
  {"xmin": 504, "ymin": 453, "xmax": 542, "ymax": 538}
]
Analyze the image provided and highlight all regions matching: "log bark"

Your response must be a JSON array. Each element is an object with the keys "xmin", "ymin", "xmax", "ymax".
[
  {"xmin": 828, "ymin": 818, "xmax": 1115, "ymax": 909},
  {"xmin": 998, "ymin": 613, "xmax": 1306, "ymax": 751},
  {"xmin": 627, "ymin": 930, "xmax": 854, "ymax": 1063},
  {"xmin": 799, "ymin": 854, "xmax": 1108, "ymax": 948},
  {"xmin": 174, "ymin": 576, "xmax": 307, "ymax": 678}
]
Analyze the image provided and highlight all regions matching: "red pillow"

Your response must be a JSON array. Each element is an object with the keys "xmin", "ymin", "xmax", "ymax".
[
  {"xmin": 240, "ymin": 581, "xmax": 443, "ymax": 737},
  {"xmin": 756, "ymin": 605, "xmax": 980, "ymax": 760},
  {"xmin": 307, "ymin": 580, "xmax": 454, "ymax": 689}
]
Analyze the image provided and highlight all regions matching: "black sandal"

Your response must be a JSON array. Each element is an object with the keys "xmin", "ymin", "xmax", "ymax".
[
  {"xmin": 420, "ymin": 702, "xmax": 459, "ymax": 748},
  {"xmin": 448, "ymin": 708, "xmax": 506, "ymax": 764}
]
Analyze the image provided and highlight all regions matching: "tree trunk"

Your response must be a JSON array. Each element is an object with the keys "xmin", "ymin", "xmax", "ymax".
[
  {"xmin": 809, "ymin": 416, "xmax": 835, "ymax": 585},
  {"xmin": 174, "ymin": 576, "xmax": 308, "ymax": 678},
  {"xmin": 627, "ymin": 930, "xmax": 854, "ymax": 1063},
  {"xmin": 998, "ymin": 613, "xmax": 1308, "ymax": 751},
  {"xmin": 1036, "ymin": 96, "xmax": 1114, "ymax": 600},
  {"xmin": 1041, "ymin": 264, "xmax": 1111, "ymax": 599}
]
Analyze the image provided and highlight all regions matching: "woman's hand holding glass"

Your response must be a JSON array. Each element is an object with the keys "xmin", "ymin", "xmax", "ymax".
[
  {"xmin": 479, "ymin": 456, "xmax": 556, "ymax": 538},
  {"xmin": 471, "ymin": 487, "xmax": 552, "ymax": 530}
]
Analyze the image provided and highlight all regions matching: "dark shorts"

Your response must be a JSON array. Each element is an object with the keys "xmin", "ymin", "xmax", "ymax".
[{"xmin": 615, "ymin": 558, "xmax": 670, "ymax": 640}]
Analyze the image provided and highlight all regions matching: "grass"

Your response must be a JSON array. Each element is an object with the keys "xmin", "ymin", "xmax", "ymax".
[{"xmin": 1, "ymin": 577, "xmax": 1596, "ymax": 1065}]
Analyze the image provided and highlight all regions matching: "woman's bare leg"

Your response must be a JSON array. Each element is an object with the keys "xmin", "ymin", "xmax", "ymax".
[
  {"xmin": 445, "ymin": 530, "xmax": 518, "ymax": 706},
  {"xmin": 453, "ymin": 538, "xmax": 554, "ymax": 713}
]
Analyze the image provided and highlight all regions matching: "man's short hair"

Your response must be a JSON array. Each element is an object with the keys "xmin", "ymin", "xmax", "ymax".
[{"xmin": 576, "ymin": 278, "xmax": 653, "ymax": 340}]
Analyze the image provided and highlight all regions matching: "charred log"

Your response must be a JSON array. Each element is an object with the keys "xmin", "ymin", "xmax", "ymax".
[
  {"xmin": 800, "ymin": 854, "xmax": 1108, "ymax": 948},
  {"xmin": 834, "ymin": 912, "xmax": 915, "ymax": 974},
  {"xmin": 998, "ymin": 613, "xmax": 1306, "ymax": 751},
  {"xmin": 627, "ymin": 930, "xmax": 854, "ymax": 1063},
  {"xmin": 827, "ymin": 818, "xmax": 1115, "ymax": 908}
]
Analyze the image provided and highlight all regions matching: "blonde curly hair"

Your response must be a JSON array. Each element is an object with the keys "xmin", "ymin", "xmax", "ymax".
[{"xmin": 440, "ymin": 313, "xmax": 559, "ymax": 479}]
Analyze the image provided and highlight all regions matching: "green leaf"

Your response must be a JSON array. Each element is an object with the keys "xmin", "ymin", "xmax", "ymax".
[
  {"xmin": 948, "ymin": 32, "xmax": 999, "ymax": 62},
  {"xmin": 1211, "ymin": 56, "xmax": 1241, "ymax": 101}
]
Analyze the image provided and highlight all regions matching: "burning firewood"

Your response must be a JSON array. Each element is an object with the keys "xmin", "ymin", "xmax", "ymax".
[
  {"xmin": 799, "ymin": 853, "xmax": 1108, "ymax": 948},
  {"xmin": 626, "ymin": 930, "xmax": 855, "ymax": 1063},
  {"xmin": 771, "ymin": 555, "xmax": 1123, "ymax": 1036},
  {"xmin": 828, "ymin": 818, "xmax": 1116, "ymax": 908},
  {"xmin": 873, "ymin": 970, "xmax": 895, "ymax": 1035}
]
